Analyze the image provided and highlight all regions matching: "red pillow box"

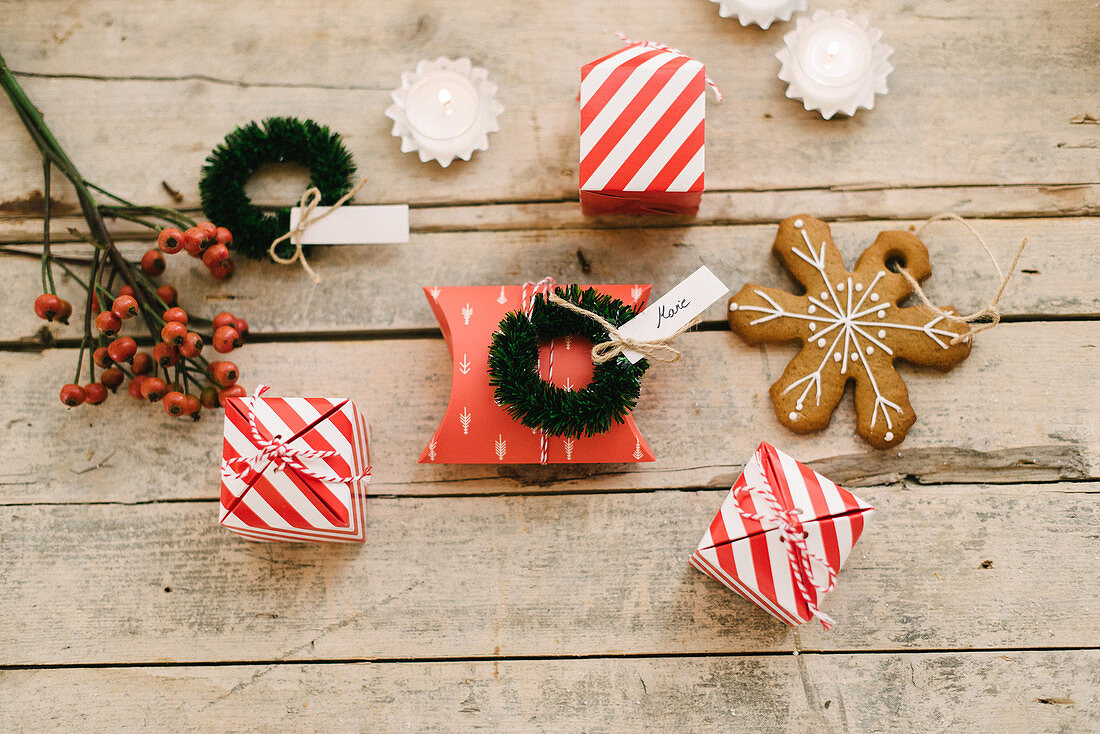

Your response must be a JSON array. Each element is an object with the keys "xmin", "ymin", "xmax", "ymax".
[
  {"xmin": 580, "ymin": 41, "xmax": 707, "ymax": 216},
  {"xmin": 692, "ymin": 442, "xmax": 873, "ymax": 629},
  {"xmin": 420, "ymin": 282, "xmax": 655, "ymax": 464},
  {"xmin": 219, "ymin": 388, "xmax": 371, "ymax": 543}
]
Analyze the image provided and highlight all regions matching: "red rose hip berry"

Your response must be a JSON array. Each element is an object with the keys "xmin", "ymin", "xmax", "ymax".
[
  {"xmin": 210, "ymin": 360, "xmax": 239, "ymax": 386},
  {"xmin": 212, "ymin": 325, "xmax": 242, "ymax": 353},
  {"xmin": 179, "ymin": 331, "xmax": 204, "ymax": 358},
  {"xmin": 218, "ymin": 384, "xmax": 247, "ymax": 406},
  {"xmin": 55, "ymin": 299, "xmax": 73, "ymax": 324},
  {"xmin": 112, "ymin": 294, "xmax": 140, "ymax": 319},
  {"xmin": 100, "ymin": 368, "xmax": 125, "ymax": 392},
  {"xmin": 34, "ymin": 293, "xmax": 62, "ymax": 321},
  {"xmin": 162, "ymin": 391, "xmax": 187, "ymax": 416},
  {"xmin": 153, "ymin": 342, "xmax": 179, "ymax": 367},
  {"xmin": 60, "ymin": 383, "xmax": 86, "ymax": 407},
  {"xmin": 128, "ymin": 374, "xmax": 148, "ymax": 400},
  {"xmin": 160, "ymin": 321, "xmax": 187, "ymax": 346},
  {"xmin": 141, "ymin": 249, "xmax": 166, "ymax": 277},
  {"xmin": 157, "ymin": 284, "xmax": 178, "ymax": 306},
  {"xmin": 202, "ymin": 243, "xmax": 230, "ymax": 269},
  {"xmin": 107, "ymin": 336, "xmax": 137, "ymax": 364},
  {"xmin": 93, "ymin": 347, "xmax": 113, "ymax": 369},
  {"xmin": 83, "ymin": 383, "xmax": 109, "ymax": 405},
  {"xmin": 131, "ymin": 351, "xmax": 154, "ymax": 376},
  {"xmin": 95, "ymin": 310, "xmax": 122, "ymax": 336},
  {"xmin": 212, "ymin": 312, "xmax": 236, "ymax": 330},
  {"xmin": 140, "ymin": 376, "xmax": 168, "ymax": 402},
  {"xmin": 157, "ymin": 227, "xmax": 185, "ymax": 254},
  {"xmin": 162, "ymin": 307, "xmax": 188, "ymax": 325}
]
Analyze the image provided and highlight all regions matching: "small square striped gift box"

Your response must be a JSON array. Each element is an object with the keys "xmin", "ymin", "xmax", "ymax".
[
  {"xmin": 219, "ymin": 390, "xmax": 371, "ymax": 543},
  {"xmin": 692, "ymin": 442, "xmax": 873, "ymax": 629},
  {"xmin": 580, "ymin": 41, "xmax": 707, "ymax": 216}
]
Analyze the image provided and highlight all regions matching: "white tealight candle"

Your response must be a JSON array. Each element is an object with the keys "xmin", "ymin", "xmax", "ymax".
[
  {"xmin": 404, "ymin": 72, "xmax": 479, "ymax": 141},
  {"xmin": 386, "ymin": 57, "xmax": 504, "ymax": 167},
  {"xmin": 777, "ymin": 10, "xmax": 894, "ymax": 119},
  {"xmin": 710, "ymin": 0, "xmax": 806, "ymax": 29}
]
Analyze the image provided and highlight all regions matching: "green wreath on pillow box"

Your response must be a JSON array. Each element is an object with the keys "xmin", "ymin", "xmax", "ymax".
[
  {"xmin": 199, "ymin": 117, "xmax": 356, "ymax": 261},
  {"xmin": 488, "ymin": 285, "xmax": 650, "ymax": 439}
]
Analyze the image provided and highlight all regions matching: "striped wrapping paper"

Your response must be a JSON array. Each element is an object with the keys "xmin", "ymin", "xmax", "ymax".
[
  {"xmin": 691, "ymin": 442, "xmax": 873, "ymax": 627},
  {"xmin": 580, "ymin": 42, "xmax": 706, "ymax": 216},
  {"xmin": 219, "ymin": 395, "xmax": 371, "ymax": 543}
]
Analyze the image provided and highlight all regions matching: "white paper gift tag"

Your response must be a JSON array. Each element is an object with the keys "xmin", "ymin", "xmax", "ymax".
[
  {"xmin": 288, "ymin": 205, "xmax": 410, "ymax": 245},
  {"xmin": 617, "ymin": 266, "xmax": 729, "ymax": 363}
]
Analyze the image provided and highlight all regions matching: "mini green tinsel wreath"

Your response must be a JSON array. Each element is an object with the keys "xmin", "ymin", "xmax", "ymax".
[
  {"xmin": 199, "ymin": 117, "xmax": 356, "ymax": 261},
  {"xmin": 488, "ymin": 285, "xmax": 650, "ymax": 439}
]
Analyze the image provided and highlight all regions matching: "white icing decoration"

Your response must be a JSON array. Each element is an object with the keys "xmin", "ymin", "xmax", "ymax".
[
  {"xmin": 855, "ymin": 283, "xmax": 863, "ymax": 292},
  {"xmin": 809, "ymin": 322, "xmax": 817, "ymax": 331},
  {"xmin": 884, "ymin": 431, "xmax": 894, "ymax": 441},
  {"xmin": 735, "ymin": 228, "xmax": 963, "ymax": 439},
  {"xmin": 794, "ymin": 219, "xmax": 804, "ymax": 228},
  {"xmin": 729, "ymin": 302, "xmax": 739, "ymax": 311},
  {"xmin": 788, "ymin": 411, "xmax": 798, "ymax": 420}
]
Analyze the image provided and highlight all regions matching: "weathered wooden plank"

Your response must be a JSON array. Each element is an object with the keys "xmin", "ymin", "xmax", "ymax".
[
  {"xmin": 3, "ymin": 184, "xmax": 1099, "ymax": 243},
  {"xmin": 2, "ymin": 217, "xmax": 1094, "ymax": 345},
  {"xmin": 0, "ymin": 323, "xmax": 1095, "ymax": 504},
  {"xmin": 1, "ymin": 651, "xmax": 1096, "ymax": 732},
  {"xmin": 0, "ymin": 483, "xmax": 1097, "ymax": 665},
  {"xmin": 0, "ymin": 0, "xmax": 1097, "ymax": 208}
]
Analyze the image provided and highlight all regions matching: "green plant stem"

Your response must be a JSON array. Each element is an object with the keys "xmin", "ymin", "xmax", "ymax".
[
  {"xmin": 41, "ymin": 161, "xmax": 56, "ymax": 293},
  {"xmin": 99, "ymin": 204, "xmax": 194, "ymax": 230}
]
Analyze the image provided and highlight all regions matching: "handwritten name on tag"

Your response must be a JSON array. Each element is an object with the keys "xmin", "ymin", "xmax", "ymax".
[
  {"xmin": 617, "ymin": 266, "xmax": 729, "ymax": 363},
  {"xmin": 289, "ymin": 205, "xmax": 410, "ymax": 245}
]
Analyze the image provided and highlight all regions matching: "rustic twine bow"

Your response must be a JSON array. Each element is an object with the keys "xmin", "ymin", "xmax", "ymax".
[
  {"xmin": 522, "ymin": 277, "xmax": 559, "ymax": 465},
  {"xmin": 614, "ymin": 32, "xmax": 723, "ymax": 102},
  {"xmin": 220, "ymin": 385, "xmax": 372, "ymax": 485},
  {"xmin": 546, "ymin": 290, "xmax": 698, "ymax": 364},
  {"xmin": 269, "ymin": 176, "xmax": 370, "ymax": 283},
  {"xmin": 734, "ymin": 478, "xmax": 837, "ymax": 630},
  {"xmin": 899, "ymin": 213, "xmax": 1028, "ymax": 345}
]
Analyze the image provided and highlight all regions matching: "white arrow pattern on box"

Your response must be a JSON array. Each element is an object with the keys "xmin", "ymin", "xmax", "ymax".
[
  {"xmin": 459, "ymin": 354, "xmax": 471, "ymax": 375},
  {"xmin": 563, "ymin": 437, "xmax": 574, "ymax": 461},
  {"xmin": 494, "ymin": 435, "xmax": 507, "ymax": 460},
  {"xmin": 564, "ymin": 335, "xmax": 572, "ymax": 350},
  {"xmin": 631, "ymin": 285, "xmax": 644, "ymax": 303},
  {"xmin": 427, "ymin": 438, "xmax": 437, "ymax": 462},
  {"xmin": 459, "ymin": 407, "xmax": 472, "ymax": 435},
  {"xmin": 462, "ymin": 303, "xmax": 474, "ymax": 325},
  {"xmin": 497, "ymin": 286, "xmax": 507, "ymax": 304},
  {"xmin": 633, "ymin": 439, "xmax": 643, "ymax": 460},
  {"xmin": 430, "ymin": 286, "xmax": 442, "ymax": 302}
]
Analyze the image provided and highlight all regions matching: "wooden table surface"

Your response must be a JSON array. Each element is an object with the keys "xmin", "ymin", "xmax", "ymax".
[{"xmin": 1, "ymin": 1, "xmax": 1098, "ymax": 731}]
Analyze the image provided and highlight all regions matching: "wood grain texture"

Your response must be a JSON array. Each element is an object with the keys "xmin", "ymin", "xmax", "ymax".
[
  {"xmin": 2, "ymin": 217, "xmax": 1096, "ymax": 344},
  {"xmin": 2, "ymin": 651, "xmax": 1097, "ymax": 733},
  {"xmin": 1, "ymin": 483, "xmax": 1098, "ymax": 665},
  {"xmin": 0, "ymin": 323, "xmax": 1095, "ymax": 504},
  {"xmin": 0, "ymin": 1, "xmax": 1097, "ymax": 210}
]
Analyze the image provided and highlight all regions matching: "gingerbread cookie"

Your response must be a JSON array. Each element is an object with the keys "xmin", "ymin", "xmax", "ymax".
[{"xmin": 728, "ymin": 215, "xmax": 971, "ymax": 449}]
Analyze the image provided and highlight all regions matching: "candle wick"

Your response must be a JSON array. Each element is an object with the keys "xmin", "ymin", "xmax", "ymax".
[
  {"xmin": 824, "ymin": 40, "xmax": 840, "ymax": 69},
  {"xmin": 438, "ymin": 88, "xmax": 455, "ymax": 115}
]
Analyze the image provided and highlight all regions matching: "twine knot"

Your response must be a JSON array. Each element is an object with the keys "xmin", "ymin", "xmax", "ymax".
[
  {"xmin": 269, "ymin": 176, "xmax": 369, "ymax": 283},
  {"xmin": 220, "ymin": 385, "xmax": 372, "ymax": 486},
  {"xmin": 735, "ymin": 480, "xmax": 837, "ymax": 630},
  {"xmin": 546, "ymin": 290, "xmax": 697, "ymax": 364},
  {"xmin": 900, "ymin": 213, "xmax": 1028, "ymax": 345}
]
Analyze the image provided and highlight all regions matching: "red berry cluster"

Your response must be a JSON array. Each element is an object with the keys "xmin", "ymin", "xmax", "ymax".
[
  {"xmin": 45, "ymin": 221, "xmax": 250, "ymax": 417},
  {"xmin": 157, "ymin": 221, "xmax": 236, "ymax": 280}
]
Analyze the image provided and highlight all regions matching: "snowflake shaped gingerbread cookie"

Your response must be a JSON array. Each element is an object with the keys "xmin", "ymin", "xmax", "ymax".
[{"xmin": 728, "ymin": 215, "xmax": 972, "ymax": 449}]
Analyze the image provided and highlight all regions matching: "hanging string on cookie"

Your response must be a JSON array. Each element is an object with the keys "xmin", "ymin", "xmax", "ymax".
[
  {"xmin": 546, "ymin": 290, "xmax": 699, "ymax": 364},
  {"xmin": 897, "ymin": 213, "xmax": 1028, "ymax": 345},
  {"xmin": 269, "ymin": 176, "xmax": 370, "ymax": 283}
]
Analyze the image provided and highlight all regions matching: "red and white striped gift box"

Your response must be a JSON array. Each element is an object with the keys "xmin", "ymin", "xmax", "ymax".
[
  {"xmin": 691, "ymin": 442, "xmax": 873, "ymax": 628},
  {"xmin": 219, "ymin": 393, "xmax": 371, "ymax": 543},
  {"xmin": 580, "ymin": 42, "xmax": 706, "ymax": 216}
]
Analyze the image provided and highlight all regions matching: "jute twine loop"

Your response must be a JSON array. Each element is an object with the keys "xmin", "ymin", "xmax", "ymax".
[
  {"xmin": 269, "ymin": 176, "xmax": 369, "ymax": 283},
  {"xmin": 546, "ymin": 290, "xmax": 699, "ymax": 364},
  {"xmin": 899, "ymin": 213, "xmax": 1028, "ymax": 345}
]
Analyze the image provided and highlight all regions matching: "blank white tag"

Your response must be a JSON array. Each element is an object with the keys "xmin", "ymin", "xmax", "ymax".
[
  {"xmin": 288, "ymin": 205, "xmax": 409, "ymax": 245},
  {"xmin": 617, "ymin": 266, "xmax": 729, "ymax": 363}
]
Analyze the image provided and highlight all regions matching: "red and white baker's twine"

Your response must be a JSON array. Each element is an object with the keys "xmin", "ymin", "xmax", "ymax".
[
  {"xmin": 522, "ymin": 278, "xmax": 557, "ymax": 465},
  {"xmin": 221, "ymin": 385, "xmax": 372, "ymax": 485},
  {"xmin": 614, "ymin": 33, "xmax": 723, "ymax": 102},
  {"xmin": 734, "ymin": 477, "xmax": 838, "ymax": 630}
]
